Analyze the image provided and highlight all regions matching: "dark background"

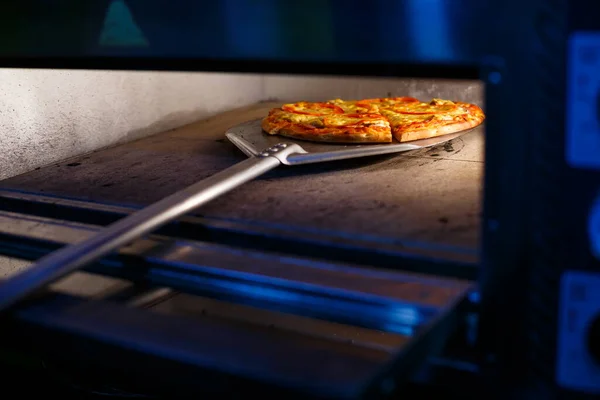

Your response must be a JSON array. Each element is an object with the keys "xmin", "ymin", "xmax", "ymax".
[{"xmin": 0, "ymin": 1, "xmax": 492, "ymax": 69}]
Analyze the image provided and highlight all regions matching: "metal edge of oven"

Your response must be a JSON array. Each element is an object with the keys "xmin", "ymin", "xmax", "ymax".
[
  {"xmin": 0, "ymin": 189, "xmax": 479, "ymax": 281},
  {"xmin": 0, "ymin": 289, "xmax": 472, "ymax": 399},
  {"xmin": 0, "ymin": 205, "xmax": 478, "ymax": 398}
]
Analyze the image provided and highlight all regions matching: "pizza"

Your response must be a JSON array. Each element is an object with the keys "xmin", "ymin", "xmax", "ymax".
[{"xmin": 261, "ymin": 97, "xmax": 485, "ymax": 144}]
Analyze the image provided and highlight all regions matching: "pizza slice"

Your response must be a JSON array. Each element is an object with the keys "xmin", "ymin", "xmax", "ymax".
[
  {"xmin": 262, "ymin": 101, "xmax": 392, "ymax": 143},
  {"xmin": 378, "ymin": 98, "xmax": 485, "ymax": 142}
]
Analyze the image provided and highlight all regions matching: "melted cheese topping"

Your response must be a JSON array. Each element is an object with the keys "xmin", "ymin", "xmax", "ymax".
[
  {"xmin": 279, "ymin": 112, "xmax": 322, "ymax": 124},
  {"xmin": 380, "ymin": 110, "xmax": 433, "ymax": 124},
  {"xmin": 323, "ymin": 114, "xmax": 386, "ymax": 127},
  {"xmin": 282, "ymin": 102, "xmax": 343, "ymax": 115},
  {"xmin": 275, "ymin": 102, "xmax": 389, "ymax": 129},
  {"xmin": 327, "ymin": 98, "xmax": 379, "ymax": 114}
]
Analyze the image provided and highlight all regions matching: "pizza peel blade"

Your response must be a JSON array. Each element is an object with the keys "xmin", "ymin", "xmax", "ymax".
[
  {"xmin": 0, "ymin": 118, "xmax": 475, "ymax": 313},
  {"xmin": 225, "ymin": 118, "xmax": 470, "ymax": 165}
]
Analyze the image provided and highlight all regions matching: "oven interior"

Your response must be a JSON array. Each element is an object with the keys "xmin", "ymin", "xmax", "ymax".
[{"xmin": 0, "ymin": 72, "xmax": 485, "ymax": 397}]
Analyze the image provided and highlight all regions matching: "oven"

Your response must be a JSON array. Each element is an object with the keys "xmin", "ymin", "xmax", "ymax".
[{"xmin": 0, "ymin": 0, "xmax": 598, "ymax": 398}]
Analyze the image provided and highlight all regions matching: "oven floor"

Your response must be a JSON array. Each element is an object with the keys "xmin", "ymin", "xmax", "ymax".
[{"xmin": 0, "ymin": 102, "xmax": 484, "ymax": 256}]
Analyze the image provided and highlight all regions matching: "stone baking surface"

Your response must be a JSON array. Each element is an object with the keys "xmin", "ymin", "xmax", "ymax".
[{"xmin": 0, "ymin": 103, "xmax": 484, "ymax": 253}]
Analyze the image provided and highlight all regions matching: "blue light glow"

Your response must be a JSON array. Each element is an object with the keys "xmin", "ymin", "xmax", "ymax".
[{"xmin": 405, "ymin": 0, "xmax": 455, "ymax": 61}]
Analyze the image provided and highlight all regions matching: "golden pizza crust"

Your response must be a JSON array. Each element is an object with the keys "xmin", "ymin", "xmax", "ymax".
[
  {"xmin": 392, "ymin": 118, "xmax": 481, "ymax": 142},
  {"xmin": 261, "ymin": 114, "xmax": 282, "ymax": 135},
  {"xmin": 276, "ymin": 127, "xmax": 392, "ymax": 144}
]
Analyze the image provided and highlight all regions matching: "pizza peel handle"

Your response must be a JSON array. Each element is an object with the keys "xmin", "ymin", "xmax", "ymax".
[{"xmin": 0, "ymin": 143, "xmax": 304, "ymax": 313}]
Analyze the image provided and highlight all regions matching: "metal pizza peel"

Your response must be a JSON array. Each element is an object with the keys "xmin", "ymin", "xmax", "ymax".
[
  {"xmin": 0, "ymin": 118, "xmax": 477, "ymax": 312},
  {"xmin": 225, "ymin": 118, "xmax": 470, "ymax": 165}
]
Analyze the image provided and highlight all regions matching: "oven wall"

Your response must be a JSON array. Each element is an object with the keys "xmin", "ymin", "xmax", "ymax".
[
  {"xmin": 262, "ymin": 75, "xmax": 484, "ymax": 106},
  {"xmin": 0, "ymin": 69, "xmax": 264, "ymax": 181}
]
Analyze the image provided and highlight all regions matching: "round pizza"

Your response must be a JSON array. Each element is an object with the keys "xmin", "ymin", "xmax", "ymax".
[{"xmin": 261, "ymin": 97, "xmax": 485, "ymax": 144}]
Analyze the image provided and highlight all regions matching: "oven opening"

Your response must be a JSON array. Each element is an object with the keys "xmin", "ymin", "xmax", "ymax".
[{"xmin": 0, "ymin": 71, "xmax": 485, "ymax": 397}]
